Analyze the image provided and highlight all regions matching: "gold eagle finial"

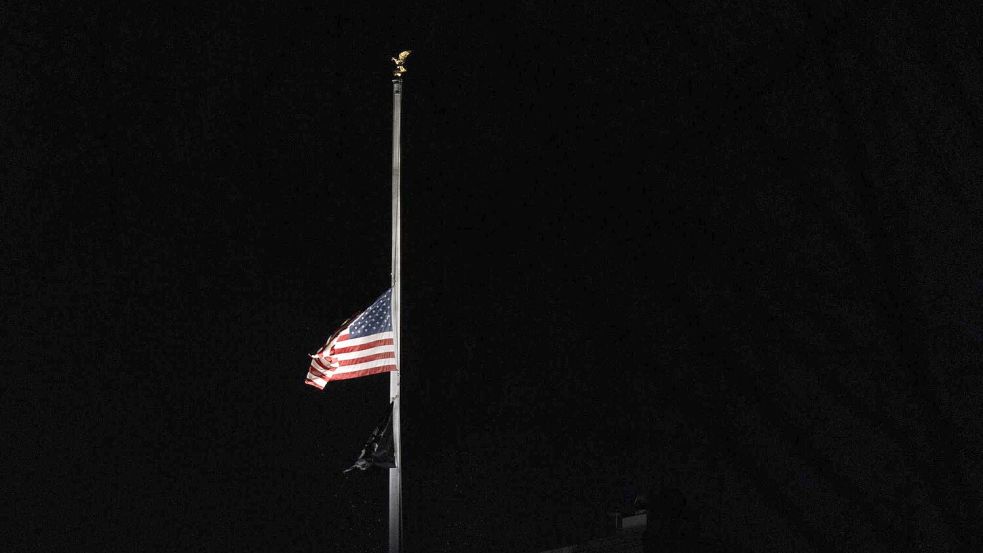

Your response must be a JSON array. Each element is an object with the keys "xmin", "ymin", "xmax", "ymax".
[{"xmin": 392, "ymin": 50, "xmax": 411, "ymax": 77}]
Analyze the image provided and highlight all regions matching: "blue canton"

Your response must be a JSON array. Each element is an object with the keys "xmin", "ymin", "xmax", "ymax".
[{"xmin": 348, "ymin": 289, "xmax": 393, "ymax": 338}]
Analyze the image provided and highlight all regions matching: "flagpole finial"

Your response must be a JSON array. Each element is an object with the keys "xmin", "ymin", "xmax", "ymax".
[{"xmin": 392, "ymin": 50, "xmax": 411, "ymax": 77}]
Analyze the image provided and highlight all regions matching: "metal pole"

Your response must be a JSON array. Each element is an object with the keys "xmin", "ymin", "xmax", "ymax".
[{"xmin": 389, "ymin": 51, "xmax": 408, "ymax": 553}]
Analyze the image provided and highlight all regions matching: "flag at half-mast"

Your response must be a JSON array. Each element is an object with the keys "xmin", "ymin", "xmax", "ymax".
[{"xmin": 306, "ymin": 289, "xmax": 396, "ymax": 390}]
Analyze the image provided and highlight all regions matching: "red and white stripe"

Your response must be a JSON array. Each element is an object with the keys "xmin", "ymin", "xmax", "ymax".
[{"xmin": 305, "ymin": 329, "xmax": 396, "ymax": 390}]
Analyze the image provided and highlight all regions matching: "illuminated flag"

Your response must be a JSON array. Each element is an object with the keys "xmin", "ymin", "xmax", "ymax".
[{"xmin": 305, "ymin": 289, "xmax": 396, "ymax": 390}]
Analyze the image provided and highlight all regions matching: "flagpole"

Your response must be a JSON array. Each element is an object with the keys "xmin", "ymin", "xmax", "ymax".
[{"xmin": 389, "ymin": 51, "xmax": 408, "ymax": 553}]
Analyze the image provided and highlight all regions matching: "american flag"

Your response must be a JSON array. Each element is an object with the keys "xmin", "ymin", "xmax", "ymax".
[{"xmin": 305, "ymin": 289, "xmax": 396, "ymax": 390}]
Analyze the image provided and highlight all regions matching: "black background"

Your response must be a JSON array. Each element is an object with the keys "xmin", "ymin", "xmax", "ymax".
[{"xmin": 4, "ymin": 2, "xmax": 982, "ymax": 552}]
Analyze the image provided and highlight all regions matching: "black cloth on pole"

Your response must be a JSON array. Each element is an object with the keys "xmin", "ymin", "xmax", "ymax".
[{"xmin": 344, "ymin": 402, "xmax": 396, "ymax": 473}]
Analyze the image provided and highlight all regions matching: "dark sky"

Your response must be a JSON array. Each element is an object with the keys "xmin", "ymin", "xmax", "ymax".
[{"xmin": 5, "ymin": 2, "xmax": 983, "ymax": 552}]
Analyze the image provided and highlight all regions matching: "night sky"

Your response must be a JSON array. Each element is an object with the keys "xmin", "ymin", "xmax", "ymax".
[{"xmin": 5, "ymin": 3, "xmax": 983, "ymax": 552}]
